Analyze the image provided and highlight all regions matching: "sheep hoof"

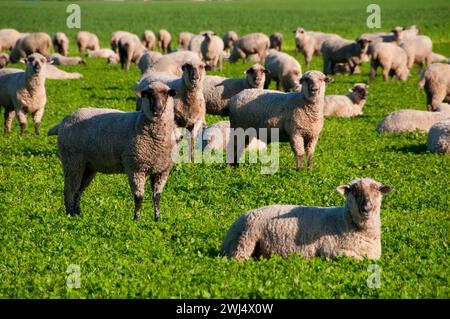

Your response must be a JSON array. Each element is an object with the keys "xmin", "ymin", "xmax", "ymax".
[{"xmin": 134, "ymin": 213, "xmax": 140, "ymax": 220}]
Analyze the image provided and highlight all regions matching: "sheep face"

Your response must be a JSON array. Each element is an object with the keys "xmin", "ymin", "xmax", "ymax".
[
  {"xmin": 26, "ymin": 53, "xmax": 49, "ymax": 75},
  {"xmin": 337, "ymin": 178, "xmax": 392, "ymax": 226},
  {"xmin": 299, "ymin": 71, "xmax": 333, "ymax": 101},
  {"xmin": 182, "ymin": 61, "xmax": 205, "ymax": 89},
  {"xmin": 397, "ymin": 66, "xmax": 410, "ymax": 82},
  {"xmin": 245, "ymin": 64, "xmax": 267, "ymax": 88},
  {"xmin": 350, "ymin": 83, "xmax": 368, "ymax": 101},
  {"xmin": 356, "ymin": 38, "xmax": 371, "ymax": 57},
  {"xmin": 140, "ymin": 83, "xmax": 176, "ymax": 122},
  {"xmin": 392, "ymin": 26, "xmax": 404, "ymax": 42}
]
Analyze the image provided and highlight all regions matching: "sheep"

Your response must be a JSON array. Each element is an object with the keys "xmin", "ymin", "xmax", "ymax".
[
  {"xmin": 269, "ymin": 32, "xmax": 283, "ymax": 51},
  {"xmin": 359, "ymin": 25, "xmax": 418, "ymax": 46},
  {"xmin": 46, "ymin": 65, "xmax": 83, "ymax": 80},
  {"xmin": 376, "ymin": 105, "xmax": 450, "ymax": 133},
  {"xmin": 136, "ymin": 61, "xmax": 206, "ymax": 162},
  {"xmin": 0, "ymin": 28, "xmax": 21, "ymax": 51},
  {"xmin": 110, "ymin": 31, "xmax": 133, "ymax": 53},
  {"xmin": 47, "ymin": 82, "xmax": 176, "ymax": 221},
  {"xmin": 200, "ymin": 31, "xmax": 225, "ymax": 71},
  {"xmin": 229, "ymin": 33, "xmax": 270, "ymax": 64},
  {"xmin": 399, "ymin": 35, "xmax": 433, "ymax": 73},
  {"xmin": 221, "ymin": 178, "xmax": 393, "ymax": 261},
  {"xmin": 188, "ymin": 34, "xmax": 206, "ymax": 58},
  {"xmin": 76, "ymin": 31, "xmax": 100, "ymax": 54},
  {"xmin": 431, "ymin": 52, "xmax": 450, "ymax": 63},
  {"xmin": 137, "ymin": 51, "xmax": 163, "ymax": 74},
  {"xmin": 324, "ymin": 83, "xmax": 368, "ymax": 117},
  {"xmin": 369, "ymin": 42, "xmax": 410, "ymax": 81},
  {"xmin": 118, "ymin": 34, "xmax": 146, "ymax": 70},
  {"xmin": 9, "ymin": 32, "xmax": 52, "ymax": 63},
  {"xmin": 157, "ymin": 29, "xmax": 172, "ymax": 54},
  {"xmin": 203, "ymin": 64, "xmax": 268, "ymax": 115},
  {"xmin": 0, "ymin": 53, "xmax": 49, "ymax": 135},
  {"xmin": 223, "ymin": 31, "xmax": 238, "ymax": 51},
  {"xmin": 142, "ymin": 50, "xmax": 202, "ymax": 77},
  {"xmin": 141, "ymin": 30, "xmax": 156, "ymax": 50},
  {"xmin": 392, "ymin": 25, "xmax": 420, "ymax": 43},
  {"xmin": 87, "ymin": 48, "xmax": 117, "ymax": 60},
  {"xmin": 178, "ymin": 32, "xmax": 195, "ymax": 50},
  {"xmin": 417, "ymin": 63, "xmax": 450, "ymax": 111},
  {"xmin": 293, "ymin": 28, "xmax": 341, "ymax": 66},
  {"xmin": 49, "ymin": 53, "xmax": 86, "ymax": 66},
  {"xmin": 52, "ymin": 32, "xmax": 69, "ymax": 56},
  {"xmin": 264, "ymin": 49, "xmax": 302, "ymax": 92},
  {"xmin": 228, "ymin": 71, "xmax": 333, "ymax": 170},
  {"xmin": 321, "ymin": 37, "xmax": 371, "ymax": 75},
  {"xmin": 427, "ymin": 119, "xmax": 450, "ymax": 154},
  {"xmin": 0, "ymin": 53, "xmax": 9, "ymax": 68}
]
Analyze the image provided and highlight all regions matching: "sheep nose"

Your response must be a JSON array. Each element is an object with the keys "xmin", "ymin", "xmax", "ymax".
[{"xmin": 363, "ymin": 201, "xmax": 373, "ymax": 212}]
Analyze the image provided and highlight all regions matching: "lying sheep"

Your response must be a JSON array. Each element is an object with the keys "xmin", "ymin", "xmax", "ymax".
[
  {"xmin": 110, "ymin": 31, "xmax": 132, "ymax": 53},
  {"xmin": 321, "ymin": 37, "xmax": 371, "ymax": 75},
  {"xmin": 223, "ymin": 31, "xmax": 238, "ymax": 51},
  {"xmin": 427, "ymin": 119, "xmax": 450, "ymax": 154},
  {"xmin": 141, "ymin": 30, "xmax": 156, "ymax": 50},
  {"xmin": 0, "ymin": 53, "xmax": 49, "ymax": 135},
  {"xmin": 143, "ymin": 50, "xmax": 202, "ymax": 77},
  {"xmin": 293, "ymin": 28, "xmax": 341, "ymax": 66},
  {"xmin": 370, "ymin": 42, "xmax": 409, "ymax": 81},
  {"xmin": 0, "ymin": 53, "xmax": 9, "ymax": 68},
  {"xmin": 200, "ymin": 31, "xmax": 224, "ymax": 71},
  {"xmin": 228, "ymin": 71, "xmax": 333, "ymax": 170},
  {"xmin": 221, "ymin": 178, "xmax": 393, "ymax": 261},
  {"xmin": 157, "ymin": 29, "xmax": 172, "ymax": 54},
  {"xmin": 49, "ymin": 53, "xmax": 86, "ymax": 66},
  {"xmin": 137, "ymin": 51, "xmax": 163, "ymax": 74},
  {"xmin": 203, "ymin": 64, "xmax": 268, "ymax": 115},
  {"xmin": 0, "ymin": 28, "xmax": 21, "ymax": 51},
  {"xmin": 324, "ymin": 83, "xmax": 368, "ymax": 117},
  {"xmin": 269, "ymin": 32, "xmax": 283, "ymax": 51},
  {"xmin": 10, "ymin": 32, "xmax": 52, "ymax": 63},
  {"xmin": 399, "ymin": 35, "xmax": 432, "ymax": 73},
  {"xmin": 87, "ymin": 48, "xmax": 117, "ymax": 59},
  {"xmin": 417, "ymin": 63, "xmax": 450, "ymax": 111},
  {"xmin": 229, "ymin": 33, "xmax": 270, "ymax": 64},
  {"xmin": 376, "ymin": 104, "xmax": 450, "ymax": 133},
  {"xmin": 118, "ymin": 34, "xmax": 146, "ymax": 70},
  {"xmin": 0, "ymin": 66, "xmax": 82, "ymax": 80},
  {"xmin": 47, "ymin": 82, "xmax": 176, "ymax": 221},
  {"xmin": 178, "ymin": 32, "xmax": 195, "ymax": 50},
  {"xmin": 137, "ymin": 61, "xmax": 206, "ymax": 162},
  {"xmin": 52, "ymin": 32, "xmax": 69, "ymax": 56},
  {"xmin": 431, "ymin": 52, "xmax": 450, "ymax": 63},
  {"xmin": 264, "ymin": 49, "xmax": 302, "ymax": 92},
  {"xmin": 76, "ymin": 31, "xmax": 100, "ymax": 54}
]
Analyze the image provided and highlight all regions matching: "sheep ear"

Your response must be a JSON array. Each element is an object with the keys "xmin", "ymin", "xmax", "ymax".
[
  {"xmin": 325, "ymin": 77, "xmax": 334, "ymax": 83},
  {"xmin": 168, "ymin": 89, "xmax": 176, "ymax": 97},
  {"xmin": 337, "ymin": 185, "xmax": 350, "ymax": 195},
  {"xmin": 379, "ymin": 185, "xmax": 393, "ymax": 194},
  {"xmin": 182, "ymin": 63, "xmax": 192, "ymax": 71},
  {"xmin": 245, "ymin": 68, "xmax": 254, "ymax": 75},
  {"xmin": 263, "ymin": 69, "xmax": 269, "ymax": 74}
]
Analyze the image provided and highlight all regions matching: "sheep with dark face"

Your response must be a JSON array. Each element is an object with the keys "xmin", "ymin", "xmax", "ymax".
[
  {"xmin": 223, "ymin": 31, "xmax": 238, "ymax": 52},
  {"xmin": 0, "ymin": 53, "xmax": 9, "ymax": 68},
  {"xmin": 269, "ymin": 32, "xmax": 283, "ymax": 51},
  {"xmin": 417, "ymin": 63, "xmax": 450, "ymax": 111},
  {"xmin": 324, "ymin": 83, "xmax": 368, "ymax": 117},
  {"xmin": 52, "ymin": 32, "xmax": 69, "ymax": 56},
  {"xmin": 293, "ymin": 28, "xmax": 341, "ymax": 66}
]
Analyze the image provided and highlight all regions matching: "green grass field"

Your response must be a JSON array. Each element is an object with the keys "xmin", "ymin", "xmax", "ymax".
[{"xmin": 0, "ymin": 0, "xmax": 449, "ymax": 298}]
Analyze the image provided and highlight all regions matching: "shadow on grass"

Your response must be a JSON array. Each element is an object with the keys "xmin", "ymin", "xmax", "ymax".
[{"xmin": 386, "ymin": 143, "xmax": 428, "ymax": 154}]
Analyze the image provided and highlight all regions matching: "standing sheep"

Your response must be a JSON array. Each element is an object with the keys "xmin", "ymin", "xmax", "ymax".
[
  {"xmin": 417, "ymin": 63, "xmax": 450, "ymax": 111},
  {"xmin": 399, "ymin": 35, "xmax": 433, "ymax": 73},
  {"xmin": 203, "ymin": 64, "xmax": 268, "ymax": 115},
  {"xmin": 293, "ymin": 28, "xmax": 341, "ymax": 66},
  {"xmin": 228, "ymin": 71, "xmax": 333, "ymax": 170},
  {"xmin": 370, "ymin": 42, "xmax": 410, "ymax": 81},
  {"xmin": 269, "ymin": 32, "xmax": 283, "ymax": 51},
  {"xmin": 264, "ymin": 49, "xmax": 302, "ymax": 92},
  {"xmin": 0, "ymin": 53, "xmax": 49, "ymax": 135},
  {"xmin": 221, "ymin": 178, "xmax": 393, "ymax": 261},
  {"xmin": 52, "ymin": 32, "xmax": 69, "ymax": 56},
  {"xmin": 200, "ymin": 31, "xmax": 225, "ymax": 71},
  {"xmin": 188, "ymin": 33, "xmax": 208, "ymax": 58},
  {"xmin": 223, "ymin": 31, "xmax": 238, "ymax": 52},
  {"xmin": 118, "ymin": 34, "xmax": 146, "ymax": 70},
  {"xmin": 324, "ymin": 83, "xmax": 368, "ymax": 117},
  {"xmin": 0, "ymin": 28, "xmax": 21, "ymax": 51},
  {"xmin": 178, "ymin": 32, "xmax": 195, "ymax": 50},
  {"xmin": 49, "ymin": 53, "xmax": 86, "ymax": 66},
  {"xmin": 0, "ymin": 53, "xmax": 9, "ymax": 68},
  {"xmin": 427, "ymin": 119, "xmax": 450, "ymax": 154},
  {"xmin": 47, "ymin": 82, "xmax": 177, "ymax": 221},
  {"xmin": 157, "ymin": 29, "xmax": 172, "ymax": 54},
  {"xmin": 110, "ymin": 31, "xmax": 133, "ymax": 53},
  {"xmin": 141, "ymin": 30, "xmax": 156, "ymax": 50},
  {"xmin": 76, "ymin": 31, "xmax": 100, "ymax": 54},
  {"xmin": 229, "ymin": 33, "xmax": 270, "ymax": 64},
  {"xmin": 10, "ymin": 32, "xmax": 52, "ymax": 63}
]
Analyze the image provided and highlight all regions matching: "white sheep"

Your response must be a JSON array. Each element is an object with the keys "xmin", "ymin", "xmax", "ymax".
[
  {"xmin": 118, "ymin": 34, "xmax": 146, "ymax": 70},
  {"xmin": 221, "ymin": 178, "xmax": 393, "ymax": 261},
  {"xmin": 0, "ymin": 28, "xmax": 21, "ymax": 51},
  {"xmin": 200, "ymin": 32, "xmax": 224, "ymax": 71},
  {"xmin": 110, "ymin": 31, "xmax": 132, "ymax": 53},
  {"xmin": 293, "ymin": 28, "xmax": 341, "ymax": 66},
  {"xmin": 76, "ymin": 31, "xmax": 100, "ymax": 54},
  {"xmin": 49, "ymin": 53, "xmax": 86, "ymax": 66},
  {"xmin": 178, "ymin": 32, "xmax": 195, "ymax": 50},
  {"xmin": 324, "ymin": 83, "xmax": 368, "ymax": 117},
  {"xmin": 52, "ymin": 32, "xmax": 69, "ymax": 56},
  {"xmin": 141, "ymin": 30, "xmax": 156, "ymax": 50},
  {"xmin": 10, "ymin": 32, "xmax": 52, "ymax": 63},
  {"xmin": 427, "ymin": 119, "xmax": 450, "ymax": 154},
  {"xmin": 229, "ymin": 33, "xmax": 270, "ymax": 64},
  {"xmin": 431, "ymin": 52, "xmax": 450, "ymax": 63},
  {"xmin": 87, "ymin": 48, "xmax": 117, "ymax": 59},
  {"xmin": 417, "ymin": 63, "xmax": 450, "ymax": 111},
  {"xmin": 157, "ymin": 29, "xmax": 172, "ymax": 54},
  {"xmin": 0, "ymin": 66, "xmax": 82, "ymax": 80},
  {"xmin": 264, "ymin": 49, "xmax": 302, "ymax": 92},
  {"xmin": 370, "ymin": 42, "xmax": 409, "ymax": 81},
  {"xmin": 399, "ymin": 35, "xmax": 432, "ymax": 73},
  {"xmin": 223, "ymin": 31, "xmax": 238, "ymax": 51}
]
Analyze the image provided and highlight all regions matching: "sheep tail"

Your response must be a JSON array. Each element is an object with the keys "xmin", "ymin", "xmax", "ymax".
[{"xmin": 47, "ymin": 124, "xmax": 59, "ymax": 136}]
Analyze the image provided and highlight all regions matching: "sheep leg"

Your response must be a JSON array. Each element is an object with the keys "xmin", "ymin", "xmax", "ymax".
[
  {"xmin": 381, "ymin": 66, "xmax": 390, "ymax": 81},
  {"xmin": 289, "ymin": 134, "xmax": 305, "ymax": 170},
  {"xmin": 305, "ymin": 136, "xmax": 319, "ymax": 170},
  {"xmin": 63, "ymin": 163, "xmax": 84, "ymax": 216},
  {"xmin": 150, "ymin": 169, "xmax": 170, "ymax": 221},
  {"xmin": 32, "ymin": 108, "xmax": 44, "ymax": 135},
  {"xmin": 128, "ymin": 171, "xmax": 146, "ymax": 220},
  {"xmin": 323, "ymin": 57, "xmax": 332, "ymax": 75},
  {"xmin": 73, "ymin": 169, "xmax": 96, "ymax": 215},
  {"xmin": 275, "ymin": 80, "xmax": 280, "ymax": 91},
  {"xmin": 16, "ymin": 109, "xmax": 27, "ymax": 136},
  {"xmin": 3, "ymin": 109, "xmax": 15, "ymax": 134},
  {"xmin": 370, "ymin": 60, "xmax": 378, "ymax": 80},
  {"xmin": 429, "ymin": 93, "xmax": 445, "ymax": 111}
]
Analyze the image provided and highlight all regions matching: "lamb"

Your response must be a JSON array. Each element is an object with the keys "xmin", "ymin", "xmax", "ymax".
[
  {"xmin": 376, "ymin": 104, "xmax": 450, "ymax": 133},
  {"xmin": 136, "ymin": 61, "xmax": 206, "ymax": 162},
  {"xmin": 0, "ymin": 53, "xmax": 49, "ymax": 135},
  {"xmin": 293, "ymin": 28, "xmax": 341, "ymax": 66},
  {"xmin": 203, "ymin": 64, "xmax": 268, "ymax": 115},
  {"xmin": 417, "ymin": 63, "xmax": 450, "ymax": 111},
  {"xmin": 9, "ymin": 32, "xmax": 52, "ymax": 63},
  {"xmin": 223, "ymin": 31, "xmax": 238, "ymax": 51},
  {"xmin": 137, "ymin": 51, "xmax": 163, "ymax": 74},
  {"xmin": 178, "ymin": 32, "xmax": 195, "ymax": 50},
  {"xmin": 141, "ymin": 30, "xmax": 156, "ymax": 50},
  {"xmin": 46, "ymin": 65, "xmax": 83, "ymax": 80},
  {"xmin": 87, "ymin": 48, "xmax": 117, "ymax": 59},
  {"xmin": 427, "ymin": 119, "xmax": 450, "ymax": 154},
  {"xmin": 0, "ymin": 53, "xmax": 9, "ymax": 68},
  {"xmin": 228, "ymin": 33, "xmax": 270, "ymax": 64},
  {"xmin": 47, "ymin": 82, "xmax": 176, "ymax": 221},
  {"xmin": 49, "ymin": 53, "xmax": 86, "ymax": 66},
  {"xmin": 369, "ymin": 42, "xmax": 410, "ymax": 81},
  {"xmin": 321, "ymin": 37, "xmax": 371, "ymax": 75},
  {"xmin": 399, "ymin": 35, "xmax": 433, "ymax": 73},
  {"xmin": 324, "ymin": 83, "xmax": 368, "ymax": 117},
  {"xmin": 431, "ymin": 52, "xmax": 449, "ymax": 63},
  {"xmin": 76, "ymin": 31, "xmax": 100, "ymax": 54},
  {"xmin": 52, "ymin": 32, "xmax": 69, "ymax": 56},
  {"xmin": 157, "ymin": 29, "xmax": 172, "ymax": 54},
  {"xmin": 118, "ymin": 34, "xmax": 146, "ymax": 70},
  {"xmin": 0, "ymin": 28, "xmax": 21, "ymax": 51},
  {"xmin": 221, "ymin": 178, "xmax": 393, "ymax": 261},
  {"xmin": 110, "ymin": 31, "xmax": 133, "ymax": 53},
  {"xmin": 269, "ymin": 32, "xmax": 283, "ymax": 51},
  {"xmin": 200, "ymin": 31, "xmax": 225, "ymax": 71},
  {"xmin": 143, "ymin": 50, "xmax": 202, "ymax": 77},
  {"xmin": 228, "ymin": 71, "xmax": 333, "ymax": 170},
  {"xmin": 264, "ymin": 49, "xmax": 302, "ymax": 92}
]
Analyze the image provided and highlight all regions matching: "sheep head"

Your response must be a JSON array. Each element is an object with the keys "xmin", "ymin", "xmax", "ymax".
[
  {"xmin": 299, "ymin": 71, "xmax": 333, "ymax": 101},
  {"xmin": 245, "ymin": 64, "xmax": 268, "ymax": 89},
  {"xmin": 140, "ymin": 82, "xmax": 176, "ymax": 122},
  {"xmin": 182, "ymin": 61, "xmax": 205, "ymax": 89}
]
